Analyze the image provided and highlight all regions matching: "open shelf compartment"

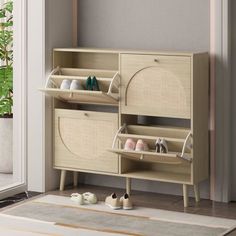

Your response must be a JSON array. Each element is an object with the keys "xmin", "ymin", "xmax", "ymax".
[
  {"xmin": 120, "ymin": 153, "xmax": 192, "ymax": 184},
  {"xmin": 40, "ymin": 67, "xmax": 120, "ymax": 105},
  {"xmin": 108, "ymin": 124, "xmax": 193, "ymax": 165},
  {"xmin": 122, "ymin": 169, "xmax": 191, "ymax": 184}
]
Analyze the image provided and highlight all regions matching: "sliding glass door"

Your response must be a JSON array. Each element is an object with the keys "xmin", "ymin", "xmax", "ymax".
[{"xmin": 0, "ymin": 0, "xmax": 26, "ymax": 198}]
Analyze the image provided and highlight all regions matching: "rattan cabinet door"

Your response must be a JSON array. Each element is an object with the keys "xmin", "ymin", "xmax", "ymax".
[
  {"xmin": 120, "ymin": 54, "xmax": 191, "ymax": 118},
  {"xmin": 54, "ymin": 109, "xmax": 119, "ymax": 173}
]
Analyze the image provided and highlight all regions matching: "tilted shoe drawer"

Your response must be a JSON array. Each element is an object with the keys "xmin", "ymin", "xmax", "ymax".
[
  {"xmin": 120, "ymin": 54, "xmax": 191, "ymax": 118},
  {"xmin": 54, "ymin": 109, "xmax": 119, "ymax": 173}
]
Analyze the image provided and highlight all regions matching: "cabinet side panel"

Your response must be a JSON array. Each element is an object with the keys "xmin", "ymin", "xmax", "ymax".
[{"xmin": 192, "ymin": 53, "xmax": 209, "ymax": 183}]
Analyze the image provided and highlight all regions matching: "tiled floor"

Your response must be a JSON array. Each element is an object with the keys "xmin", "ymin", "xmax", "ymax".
[
  {"xmin": 0, "ymin": 173, "xmax": 14, "ymax": 188},
  {"xmin": 0, "ymin": 191, "xmax": 39, "ymax": 209}
]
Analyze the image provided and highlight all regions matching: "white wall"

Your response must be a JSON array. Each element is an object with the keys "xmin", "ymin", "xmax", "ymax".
[
  {"xmin": 78, "ymin": 0, "xmax": 210, "ymax": 51},
  {"xmin": 77, "ymin": 0, "xmax": 210, "ymax": 199},
  {"xmin": 27, "ymin": 0, "xmax": 45, "ymax": 192},
  {"xmin": 45, "ymin": 0, "xmax": 74, "ymax": 191},
  {"xmin": 27, "ymin": 0, "xmax": 74, "ymax": 192}
]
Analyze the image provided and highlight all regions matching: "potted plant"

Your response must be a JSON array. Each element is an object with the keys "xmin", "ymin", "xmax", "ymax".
[{"xmin": 0, "ymin": 0, "xmax": 13, "ymax": 173}]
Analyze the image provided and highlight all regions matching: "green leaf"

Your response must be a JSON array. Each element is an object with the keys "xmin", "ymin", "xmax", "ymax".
[
  {"xmin": 0, "ymin": 0, "xmax": 13, "ymax": 116},
  {"xmin": 2, "ymin": 21, "xmax": 12, "ymax": 27},
  {"xmin": 4, "ymin": 1, "xmax": 13, "ymax": 13},
  {"xmin": 0, "ymin": 10, "xmax": 5, "ymax": 18}
]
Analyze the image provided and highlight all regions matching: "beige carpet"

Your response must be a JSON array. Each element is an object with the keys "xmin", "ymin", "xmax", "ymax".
[{"xmin": 0, "ymin": 195, "xmax": 235, "ymax": 236}]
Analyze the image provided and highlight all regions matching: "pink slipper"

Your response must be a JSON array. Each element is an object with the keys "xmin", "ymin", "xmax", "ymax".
[
  {"xmin": 135, "ymin": 139, "xmax": 149, "ymax": 152},
  {"xmin": 124, "ymin": 138, "xmax": 136, "ymax": 151}
]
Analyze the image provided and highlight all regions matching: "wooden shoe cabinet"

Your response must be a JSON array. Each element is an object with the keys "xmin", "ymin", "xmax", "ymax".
[{"xmin": 41, "ymin": 48, "xmax": 209, "ymax": 207}]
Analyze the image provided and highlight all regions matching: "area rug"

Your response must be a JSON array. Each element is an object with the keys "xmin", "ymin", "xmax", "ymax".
[{"xmin": 0, "ymin": 195, "xmax": 235, "ymax": 236}]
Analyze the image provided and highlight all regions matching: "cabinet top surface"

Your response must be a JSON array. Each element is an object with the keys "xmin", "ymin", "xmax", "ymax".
[{"xmin": 53, "ymin": 47, "xmax": 208, "ymax": 56}]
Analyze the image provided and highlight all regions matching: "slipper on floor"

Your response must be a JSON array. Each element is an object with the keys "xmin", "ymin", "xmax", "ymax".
[
  {"xmin": 82, "ymin": 192, "xmax": 97, "ymax": 204},
  {"xmin": 70, "ymin": 193, "xmax": 84, "ymax": 205}
]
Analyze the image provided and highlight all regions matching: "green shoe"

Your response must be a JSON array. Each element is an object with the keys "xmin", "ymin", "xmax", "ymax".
[
  {"xmin": 86, "ymin": 76, "xmax": 92, "ymax": 90},
  {"xmin": 91, "ymin": 76, "xmax": 100, "ymax": 91}
]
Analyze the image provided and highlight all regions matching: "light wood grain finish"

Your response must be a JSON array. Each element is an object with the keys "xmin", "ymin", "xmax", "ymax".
[
  {"xmin": 126, "ymin": 125, "xmax": 190, "ymax": 138},
  {"xmin": 120, "ymin": 54, "xmax": 191, "ymax": 118},
  {"xmin": 183, "ymin": 184, "xmax": 189, "ymax": 207},
  {"xmin": 116, "ymin": 125, "xmax": 191, "ymax": 154},
  {"xmin": 73, "ymin": 172, "xmax": 78, "ymax": 187},
  {"xmin": 50, "ymin": 68, "xmax": 119, "ymax": 90},
  {"xmin": 126, "ymin": 178, "xmax": 131, "ymax": 195},
  {"xmin": 41, "ymin": 67, "xmax": 120, "ymax": 106},
  {"xmin": 43, "ymin": 48, "xmax": 209, "ymax": 207},
  {"xmin": 123, "ymin": 170, "xmax": 191, "ymax": 184},
  {"xmin": 40, "ymin": 88, "xmax": 118, "ymax": 106},
  {"xmin": 54, "ymin": 109, "xmax": 119, "ymax": 173},
  {"xmin": 60, "ymin": 170, "xmax": 67, "ymax": 191},
  {"xmin": 53, "ymin": 47, "xmax": 202, "ymax": 56},
  {"xmin": 194, "ymin": 184, "xmax": 200, "ymax": 202},
  {"xmin": 191, "ymin": 53, "xmax": 209, "ymax": 184},
  {"xmin": 109, "ymin": 149, "xmax": 190, "ymax": 165},
  {"xmin": 53, "ymin": 50, "xmax": 119, "ymax": 71}
]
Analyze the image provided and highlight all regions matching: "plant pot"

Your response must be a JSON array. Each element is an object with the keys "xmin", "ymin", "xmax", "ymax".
[{"xmin": 0, "ymin": 118, "xmax": 13, "ymax": 173}]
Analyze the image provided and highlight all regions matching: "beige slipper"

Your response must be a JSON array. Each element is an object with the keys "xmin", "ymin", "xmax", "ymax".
[
  {"xmin": 120, "ymin": 193, "xmax": 133, "ymax": 210},
  {"xmin": 105, "ymin": 193, "xmax": 121, "ymax": 210}
]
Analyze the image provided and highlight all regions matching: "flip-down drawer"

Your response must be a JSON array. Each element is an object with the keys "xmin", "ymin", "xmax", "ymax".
[
  {"xmin": 54, "ymin": 109, "xmax": 119, "ymax": 173},
  {"xmin": 120, "ymin": 54, "xmax": 191, "ymax": 118}
]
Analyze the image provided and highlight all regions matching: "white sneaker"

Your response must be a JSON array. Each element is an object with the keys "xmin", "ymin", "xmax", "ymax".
[
  {"xmin": 82, "ymin": 192, "xmax": 97, "ymax": 204},
  {"xmin": 70, "ymin": 193, "xmax": 84, "ymax": 205},
  {"xmin": 60, "ymin": 79, "xmax": 71, "ymax": 89},
  {"xmin": 70, "ymin": 80, "xmax": 84, "ymax": 90}
]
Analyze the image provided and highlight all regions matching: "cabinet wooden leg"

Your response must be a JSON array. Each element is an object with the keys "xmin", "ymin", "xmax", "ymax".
[
  {"xmin": 60, "ymin": 170, "xmax": 67, "ymax": 191},
  {"xmin": 73, "ymin": 172, "xmax": 78, "ymax": 187},
  {"xmin": 183, "ymin": 184, "xmax": 189, "ymax": 207},
  {"xmin": 194, "ymin": 184, "xmax": 200, "ymax": 202},
  {"xmin": 126, "ymin": 178, "xmax": 131, "ymax": 195}
]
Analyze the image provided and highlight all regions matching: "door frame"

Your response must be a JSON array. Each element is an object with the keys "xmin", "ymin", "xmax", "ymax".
[
  {"xmin": 27, "ymin": 0, "xmax": 75, "ymax": 192},
  {"xmin": 0, "ymin": 0, "xmax": 28, "ymax": 199},
  {"xmin": 210, "ymin": 0, "xmax": 231, "ymax": 202}
]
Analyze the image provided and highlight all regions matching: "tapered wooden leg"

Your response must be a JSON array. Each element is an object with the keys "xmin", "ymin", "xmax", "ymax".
[
  {"xmin": 183, "ymin": 184, "xmax": 189, "ymax": 207},
  {"xmin": 194, "ymin": 184, "xmax": 200, "ymax": 202},
  {"xmin": 59, "ymin": 170, "xmax": 67, "ymax": 191},
  {"xmin": 73, "ymin": 172, "xmax": 78, "ymax": 187},
  {"xmin": 126, "ymin": 178, "xmax": 131, "ymax": 195}
]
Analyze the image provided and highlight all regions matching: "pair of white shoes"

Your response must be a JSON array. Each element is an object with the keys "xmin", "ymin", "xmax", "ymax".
[
  {"xmin": 70, "ymin": 192, "xmax": 97, "ymax": 205},
  {"xmin": 60, "ymin": 79, "xmax": 84, "ymax": 90},
  {"xmin": 124, "ymin": 138, "xmax": 149, "ymax": 152}
]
